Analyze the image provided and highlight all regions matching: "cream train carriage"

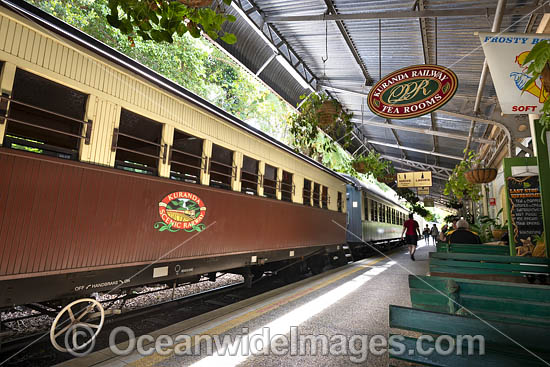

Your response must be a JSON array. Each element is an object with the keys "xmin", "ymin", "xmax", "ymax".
[{"xmin": 0, "ymin": 0, "xmax": 349, "ymax": 352}]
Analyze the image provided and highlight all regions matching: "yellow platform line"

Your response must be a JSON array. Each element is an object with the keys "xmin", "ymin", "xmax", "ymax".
[{"xmin": 127, "ymin": 256, "xmax": 387, "ymax": 367}]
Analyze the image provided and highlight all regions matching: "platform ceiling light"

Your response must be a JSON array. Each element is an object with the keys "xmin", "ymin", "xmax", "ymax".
[
  {"xmin": 189, "ymin": 260, "xmax": 395, "ymax": 367},
  {"xmin": 276, "ymin": 54, "xmax": 314, "ymax": 91}
]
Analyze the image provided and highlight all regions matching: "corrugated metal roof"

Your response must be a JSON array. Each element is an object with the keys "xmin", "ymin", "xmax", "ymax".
[{"xmin": 216, "ymin": 0, "xmax": 542, "ymax": 192}]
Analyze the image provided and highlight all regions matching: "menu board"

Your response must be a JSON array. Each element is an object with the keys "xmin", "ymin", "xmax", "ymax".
[{"xmin": 507, "ymin": 175, "xmax": 544, "ymax": 246}]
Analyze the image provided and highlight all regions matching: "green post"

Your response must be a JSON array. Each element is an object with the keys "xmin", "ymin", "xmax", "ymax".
[{"xmin": 533, "ymin": 121, "xmax": 550, "ymax": 258}]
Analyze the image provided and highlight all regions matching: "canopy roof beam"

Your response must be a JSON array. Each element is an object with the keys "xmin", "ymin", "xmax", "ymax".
[
  {"xmin": 369, "ymin": 140, "xmax": 463, "ymax": 161},
  {"xmin": 381, "ymin": 155, "xmax": 453, "ymax": 177},
  {"xmin": 355, "ymin": 119, "xmax": 495, "ymax": 145},
  {"xmin": 265, "ymin": 4, "xmax": 548, "ymax": 22}
]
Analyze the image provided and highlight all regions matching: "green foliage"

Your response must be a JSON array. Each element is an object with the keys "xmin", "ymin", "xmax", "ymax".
[
  {"xmin": 351, "ymin": 151, "xmax": 391, "ymax": 179},
  {"xmin": 444, "ymin": 150, "xmax": 482, "ymax": 201},
  {"xmin": 25, "ymin": 0, "xmax": 290, "ymax": 138},
  {"xmin": 394, "ymin": 187, "xmax": 429, "ymax": 218},
  {"xmin": 288, "ymin": 93, "xmax": 354, "ymax": 159},
  {"xmin": 521, "ymin": 40, "xmax": 550, "ymax": 142},
  {"xmin": 105, "ymin": 0, "xmax": 237, "ymax": 44}
]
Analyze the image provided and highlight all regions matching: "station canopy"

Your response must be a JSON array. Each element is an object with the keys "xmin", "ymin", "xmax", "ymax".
[{"xmin": 214, "ymin": 0, "xmax": 545, "ymax": 202}]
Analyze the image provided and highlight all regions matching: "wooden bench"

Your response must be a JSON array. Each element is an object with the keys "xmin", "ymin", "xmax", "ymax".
[
  {"xmin": 408, "ymin": 275, "xmax": 550, "ymax": 327},
  {"xmin": 389, "ymin": 305, "xmax": 550, "ymax": 366},
  {"xmin": 436, "ymin": 241, "xmax": 509, "ymax": 255},
  {"xmin": 429, "ymin": 252, "xmax": 550, "ymax": 283}
]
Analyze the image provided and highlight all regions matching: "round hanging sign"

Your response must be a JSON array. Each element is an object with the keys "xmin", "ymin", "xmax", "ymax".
[{"xmin": 367, "ymin": 65, "xmax": 458, "ymax": 119}]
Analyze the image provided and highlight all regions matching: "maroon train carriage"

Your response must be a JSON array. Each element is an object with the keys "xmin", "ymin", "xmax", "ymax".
[{"xmin": 0, "ymin": 0, "xmax": 349, "ymax": 352}]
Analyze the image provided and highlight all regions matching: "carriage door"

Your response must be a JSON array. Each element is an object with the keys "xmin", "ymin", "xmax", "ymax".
[{"xmin": 346, "ymin": 184, "xmax": 363, "ymax": 244}]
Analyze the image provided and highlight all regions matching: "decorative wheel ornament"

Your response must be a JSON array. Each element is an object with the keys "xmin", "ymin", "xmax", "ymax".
[
  {"xmin": 50, "ymin": 298, "xmax": 104, "ymax": 354},
  {"xmin": 464, "ymin": 168, "xmax": 497, "ymax": 184}
]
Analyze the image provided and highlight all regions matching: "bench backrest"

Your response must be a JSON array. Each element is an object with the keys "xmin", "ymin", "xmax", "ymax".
[
  {"xmin": 408, "ymin": 275, "xmax": 550, "ymax": 327},
  {"xmin": 436, "ymin": 241, "xmax": 509, "ymax": 255}
]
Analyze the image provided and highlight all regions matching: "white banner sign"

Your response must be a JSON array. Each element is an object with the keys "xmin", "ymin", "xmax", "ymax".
[{"xmin": 478, "ymin": 32, "xmax": 550, "ymax": 114}]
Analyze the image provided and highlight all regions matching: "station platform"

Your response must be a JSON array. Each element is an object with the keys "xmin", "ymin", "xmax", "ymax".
[{"xmin": 57, "ymin": 241, "xmax": 432, "ymax": 367}]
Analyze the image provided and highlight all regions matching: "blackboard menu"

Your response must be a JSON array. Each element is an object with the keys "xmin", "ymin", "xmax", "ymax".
[{"xmin": 507, "ymin": 175, "xmax": 544, "ymax": 246}]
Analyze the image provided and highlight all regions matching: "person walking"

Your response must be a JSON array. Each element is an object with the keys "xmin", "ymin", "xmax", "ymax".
[
  {"xmin": 423, "ymin": 225, "xmax": 430, "ymax": 245},
  {"xmin": 401, "ymin": 213, "xmax": 421, "ymax": 261},
  {"xmin": 430, "ymin": 224, "xmax": 439, "ymax": 246}
]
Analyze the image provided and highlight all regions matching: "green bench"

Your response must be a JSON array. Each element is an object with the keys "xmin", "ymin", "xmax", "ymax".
[
  {"xmin": 389, "ymin": 305, "xmax": 550, "ymax": 366},
  {"xmin": 429, "ymin": 252, "xmax": 550, "ymax": 283},
  {"xmin": 408, "ymin": 274, "xmax": 550, "ymax": 328},
  {"xmin": 436, "ymin": 241, "xmax": 509, "ymax": 255}
]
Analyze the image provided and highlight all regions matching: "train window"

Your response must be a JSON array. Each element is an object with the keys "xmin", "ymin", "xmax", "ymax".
[
  {"xmin": 3, "ymin": 69, "xmax": 88, "ymax": 160},
  {"xmin": 170, "ymin": 130, "xmax": 203, "ymax": 184},
  {"xmin": 313, "ymin": 183, "xmax": 321, "ymax": 207},
  {"xmin": 364, "ymin": 194, "xmax": 369, "ymax": 219},
  {"xmin": 209, "ymin": 143, "xmax": 235, "ymax": 190},
  {"xmin": 392, "ymin": 209, "xmax": 396, "ymax": 224},
  {"xmin": 371, "ymin": 200, "xmax": 378, "ymax": 222},
  {"xmin": 280, "ymin": 170, "xmax": 293, "ymax": 202},
  {"xmin": 379, "ymin": 204, "xmax": 385, "ymax": 223},
  {"xmin": 303, "ymin": 179, "xmax": 311, "ymax": 206},
  {"xmin": 387, "ymin": 207, "xmax": 391, "ymax": 224},
  {"xmin": 241, "ymin": 155, "xmax": 259, "ymax": 195},
  {"xmin": 113, "ymin": 109, "xmax": 162, "ymax": 175},
  {"xmin": 322, "ymin": 186, "xmax": 328, "ymax": 209},
  {"xmin": 263, "ymin": 164, "xmax": 277, "ymax": 199},
  {"xmin": 337, "ymin": 192, "xmax": 343, "ymax": 212}
]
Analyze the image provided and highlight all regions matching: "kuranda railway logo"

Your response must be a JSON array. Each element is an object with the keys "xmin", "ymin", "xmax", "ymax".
[
  {"xmin": 368, "ymin": 65, "xmax": 458, "ymax": 119},
  {"xmin": 155, "ymin": 192, "xmax": 207, "ymax": 233}
]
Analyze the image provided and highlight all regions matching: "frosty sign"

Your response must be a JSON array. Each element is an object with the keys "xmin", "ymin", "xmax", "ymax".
[{"xmin": 479, "ymin": 32, "xmax": 550, "ymax": 114}]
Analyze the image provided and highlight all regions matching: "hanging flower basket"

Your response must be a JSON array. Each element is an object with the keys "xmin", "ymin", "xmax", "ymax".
[
  {"xmin": 377, "ymin": 174, "xmax": 396, "ymax": 184},
  {"xmin": 352, "ymin": 161, "xmax": 368, "ymax": 174},
  {"xmin": 180, "ymin": 0, "xmax": 213, "ymax": 8},
  {"xmin": 318, "ymin": 100, "xmax": 342, "ymax": 129},
  {"xmin": 464, "ymin": 168, "xmax": 497, "ymax": 184}
]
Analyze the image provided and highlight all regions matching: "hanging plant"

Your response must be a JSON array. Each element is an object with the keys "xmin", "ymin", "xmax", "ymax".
[
  {"xmin": 444, "ymin": 150, "xmax": 483, "ymax": 201},
  {"xmin": 520, "ymin": 40, "xmax": 550, "ymax": 142},
  {"xmin": 106, "ymin": 0, "xmax": 238, "ymax": 45},
  {"xmin": 288, "ymin": 93, "xmax": 354, "ymax": 158},
  {"xmin": 377, "ymin": 165, "xmax": 397, "ymax": 184},
  {"xmin": 350, "ymin": 151, "xmax": 391, "ymax": 178}
]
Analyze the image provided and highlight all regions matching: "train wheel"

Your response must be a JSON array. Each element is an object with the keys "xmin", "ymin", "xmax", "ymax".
[{"xmin": 50, "ymin": 298, "xmax": 104, "ymax": 354}]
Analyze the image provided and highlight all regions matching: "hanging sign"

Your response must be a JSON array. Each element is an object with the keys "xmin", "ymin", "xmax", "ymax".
[
  {"xmin": 478, "ymin": 32, "xmax": 549, "ymax": 114},
  {"xmin": 413, "ymin": 171, "xmax": 432, "ymax": 187},
  {"xmin": 367, "ymin": 65, "xmax": 458, "ymax": 119},
  {"xmin": 418, "ymin": 186, "xmax": 430, "ymax": 195},
  {"xmin": 506, "ymin": 175, "xmax": 543, "ymax": 247},
  {"xmin": 397, "ymin": 172, "xmax": 414, "ymax": 188},
  {"xmin": 423, "ymin": 199, "xmax": 435, "ymax": 207}
]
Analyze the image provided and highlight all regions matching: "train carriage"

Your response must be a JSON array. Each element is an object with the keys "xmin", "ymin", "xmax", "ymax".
[{"xmin": 0, "ymin": 0, "xmax": 350, "ymax": 348}]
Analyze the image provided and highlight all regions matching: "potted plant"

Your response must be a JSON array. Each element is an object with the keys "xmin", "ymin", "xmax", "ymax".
[
  {"xmin": 461, "ymin": 150, "xmax": 497, "ymax": 184},
  {"xmin": 289, "ymin": 93, "xmax": 354, "ymax": 157},
  {"xmin": 351, "ymin": 151, "xmax": 390, "ymax": 178},
  {"xmin": 444, "ymin": 150, "xmax": 483, "ymax": 202},
  {"xmin": 377, "ymin": 165, "xmax": 397, "ymax": 184}
]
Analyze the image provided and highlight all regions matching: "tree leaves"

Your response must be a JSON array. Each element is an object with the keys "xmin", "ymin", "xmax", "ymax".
[{"xmin": 104, "ymin": 0, "xmax": 237, "ymax": 45}]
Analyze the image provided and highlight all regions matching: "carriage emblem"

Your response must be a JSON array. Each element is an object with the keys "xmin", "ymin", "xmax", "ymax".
[{"xmin": 155, "ymin": 192, "xmax": 207, "ymax": 233}]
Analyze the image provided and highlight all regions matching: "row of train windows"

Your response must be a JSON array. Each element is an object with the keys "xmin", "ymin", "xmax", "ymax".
[
  {"xmin": 365, "ymin": 198, "xmax": 406, "ymax": 225},
  {"xmin": 0, "ymin": 67, "xmax": 343, "ymax": 211}
]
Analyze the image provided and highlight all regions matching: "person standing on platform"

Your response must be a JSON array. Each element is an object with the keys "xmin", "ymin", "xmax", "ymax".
[
  {"xmin": 401, "ymin": 213, "xmax": 421, "ymax": 261},
  {"xmin": 430, "ymin": 224, "xmax": 439, "ymax": 245},
  {"xmin": 423, "ymin": 224, "xmax": 431, "ymax": 245}
]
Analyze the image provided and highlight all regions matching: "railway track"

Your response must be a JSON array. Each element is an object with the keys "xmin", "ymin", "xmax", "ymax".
[{"xmin": 0, "ymin": 272, "xmax": 299, "ymax": 367}]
